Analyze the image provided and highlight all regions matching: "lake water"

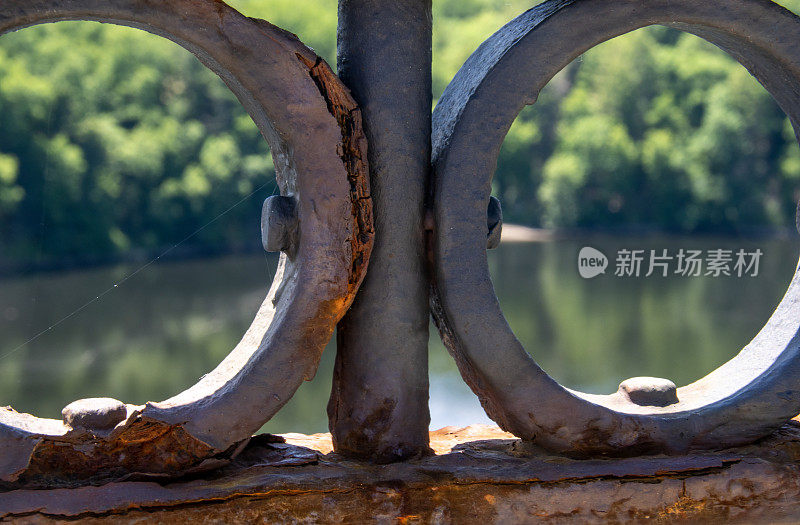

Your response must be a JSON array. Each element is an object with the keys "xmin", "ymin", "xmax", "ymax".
[{"xmin": 1, "ymin": 234, "xmax": 798, "ymax": 434}]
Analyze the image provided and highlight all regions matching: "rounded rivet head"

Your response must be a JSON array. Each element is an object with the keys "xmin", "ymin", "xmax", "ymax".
[
  {"xmin": 487, "ymin": 196, "xmax": 503, "ymax": 250},
  {"xmin": 618, "ymin": 377, "xmax": 678, "ymax": 407},
  {"xmin": 261, "ymin": 195, "xmax": 298, "ymax": 254},
  {"xmin": 62, "ymin": 397, "xmax": 127, "ymax": 431}
]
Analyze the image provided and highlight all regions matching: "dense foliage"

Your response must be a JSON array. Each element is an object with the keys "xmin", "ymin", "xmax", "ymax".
[
  {"xmin": 1, "ymin": 0, "xmax": 800, "ymax": 268},
  {"xmin": 500, "ymin": 22, "xmax": 800, "ymax": 233}
]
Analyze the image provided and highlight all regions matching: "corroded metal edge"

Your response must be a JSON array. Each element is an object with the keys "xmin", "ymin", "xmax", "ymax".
[
  {"xmin": 3, "ymin": 423, "xmax": 800, "ymax": 523},
  {"xmin": 431, "ymin": 0, "xmax": 800, "ymax": 455},
  {"xmin": 0, "ymin": 0, "xmax": 372, "ymax": 487}
]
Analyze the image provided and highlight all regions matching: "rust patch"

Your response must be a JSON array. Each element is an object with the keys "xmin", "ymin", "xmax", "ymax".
[
  {"xmin": 296, "ymin": 54, "xmax": 374, "ymax": 296},
  {"xmin": 4, "ymin": 424, "xmax": 800, "ymax": 522},
  {"xmin": 332, "ymin": 398, "xmax": 402, "ymax": 463},
  {"xmin": 10, "ymin": 418, "xmax": 230, "ymax": 489}
]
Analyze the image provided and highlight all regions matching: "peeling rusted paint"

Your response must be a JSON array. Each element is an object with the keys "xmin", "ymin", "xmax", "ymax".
[
  {"xmin": 297, "ymin": 54, "xmax": 374, "ymax": 296},
  {"xmin": 3, "ymin": 424, "xmax": 800, "ymax": 523},
  {"xmin": 14, "ymin": 418, "xmax": 220, "ymax": 489}
]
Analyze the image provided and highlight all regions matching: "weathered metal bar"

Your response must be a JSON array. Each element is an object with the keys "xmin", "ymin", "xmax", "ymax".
[
  {"xmin": 8, "ymin": 423, "xmax": 800, "ymax": 522},
  {"xmin": 331, "ymin": 0, "xmax": 433, "ymax": 460}
]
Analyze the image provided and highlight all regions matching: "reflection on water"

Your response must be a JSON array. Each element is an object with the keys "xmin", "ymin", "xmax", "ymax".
[{"xmin": 0, "ymin": 235, "xmax": 797, "ymax": 433}]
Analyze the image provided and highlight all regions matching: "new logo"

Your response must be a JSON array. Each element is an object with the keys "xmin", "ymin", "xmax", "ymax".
[{"xmin": 578, "ymin": 246, "xmax": 608, "ymax": 279}]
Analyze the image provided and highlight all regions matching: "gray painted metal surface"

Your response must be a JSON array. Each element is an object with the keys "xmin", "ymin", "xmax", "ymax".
[
  {"xmin": 331, "ymin": 0, "xmax": 433, "ymax": 461},
  {"xmin": 431, "ymin": 0, "xmax": 800, "ymax": 456}
]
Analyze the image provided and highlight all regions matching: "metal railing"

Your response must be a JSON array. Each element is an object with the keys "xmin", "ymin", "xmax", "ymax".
[{"xmin": 2, "ymin": 0, "xmax": 800, "ymax": 488}]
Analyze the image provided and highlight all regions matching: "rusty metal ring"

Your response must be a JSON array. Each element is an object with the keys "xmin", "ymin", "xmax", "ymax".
[
  {"xmin": 432, "ymin": 0, "xmax": 800, "ymax": 456},
  {"xmin": 0, "ymin": 0, "xmax": 372, "ymax": 485}
]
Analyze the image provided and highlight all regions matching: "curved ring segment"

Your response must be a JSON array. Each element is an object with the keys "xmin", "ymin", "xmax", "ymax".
[
  {"xmin": 431, "ymin": 0, "xmax": 800, "ymax": 456},
  {"xmin": 0, "ymin": 0, "xmax": 372, "ymax": 485}
]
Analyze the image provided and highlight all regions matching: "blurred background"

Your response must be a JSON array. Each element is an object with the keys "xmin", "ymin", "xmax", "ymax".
[{"xmin": 1, "ymin": 0, "xmax": 800, "ymax": 433}]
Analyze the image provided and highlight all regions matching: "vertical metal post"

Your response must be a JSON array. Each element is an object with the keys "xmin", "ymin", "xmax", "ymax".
[{"xmin": 329, "ymin": 0, "xmax": 432, "ymax": 461}]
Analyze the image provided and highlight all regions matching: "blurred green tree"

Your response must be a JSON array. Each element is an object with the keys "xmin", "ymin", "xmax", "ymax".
[{"xmin": 0, "ymin": 21, "xmax": 273, "ymax": 267}]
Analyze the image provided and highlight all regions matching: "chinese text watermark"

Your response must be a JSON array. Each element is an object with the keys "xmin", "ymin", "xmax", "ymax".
[{"xmin": 578, "ymin": 247, "xmax": 763, "ymax": 279}]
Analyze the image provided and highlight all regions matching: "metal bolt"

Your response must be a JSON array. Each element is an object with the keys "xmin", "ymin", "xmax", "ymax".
[
  {"xmin": 487, "ymin": 196, "xmax": 503, "ymax": 250},
  {"xmin": 62, "ymin": 397, "xmax": 128, "ymax": 431},
  {"xmin": 618, "ymin": 377, "xmax": 678, "ymax": 407},
  {"xmin": 261, "ymin": 195, "xmax": 298, "ymax": 255}
]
